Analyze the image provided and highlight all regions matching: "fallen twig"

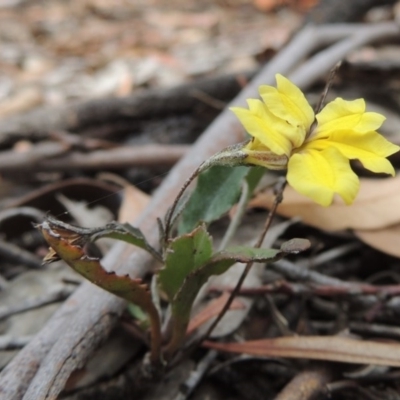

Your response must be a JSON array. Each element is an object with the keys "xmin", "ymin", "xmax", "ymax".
[
  {"xmin": 0, "ymin": 238, "xmax": 42, "ymax": 269},
  {"xmin": 0, "ymin": 72, "xmax": 254, "ymax": 146},
  {"xmin": 0, "ymin": 144, "xmax": 189, "ymax": 173},
  {"xmin": 0, "ymin": 286, "xmax": 75, "ymax": 321},
  {"xmin": 174, "ymin": 350, "xmax": 218, "ymax": 400},
  {"xmin": 223, "ymin": 279, "xmax": 400, "ymax": 298},
  {"xmin": 0, "ymin": 335, "xmax": 33, "ymax": 351}
]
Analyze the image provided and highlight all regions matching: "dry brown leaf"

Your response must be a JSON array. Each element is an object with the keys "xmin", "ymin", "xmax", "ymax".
[
  {"xmin": 204, "ymin": 336, "xmax": 400, "ymax": 367},
  {"xmin": 355, "ymin": 225, "xmax": 400, "ymax": 258},
  {"xmin": 253, "ymin": 0, "xmax": 318, "ymax": 12},
  {"xmin": 250, "ymin": 176, "xmax": 400, "ymax": 231},
  {"xmin": 186, "ymin": 292, "xmax": 245, "ymax": 337},
  {"xmin": 253, "ymin": 0, "xmax": 285, "ymax": 12}
]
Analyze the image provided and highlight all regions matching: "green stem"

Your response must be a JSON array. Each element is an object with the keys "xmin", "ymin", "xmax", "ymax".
[
  {"xmin": 162, "ymin": 316, "xmax": 186, "ymax": 362},
  {"xmin": 148, "ymin": 304, "xmax": 163, "ymax": 367}
]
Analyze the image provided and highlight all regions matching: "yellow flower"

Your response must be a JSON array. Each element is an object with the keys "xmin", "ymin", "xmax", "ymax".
[{"xmin": 231, "ymin": 74, "xmax": 399, "ymax": 206}]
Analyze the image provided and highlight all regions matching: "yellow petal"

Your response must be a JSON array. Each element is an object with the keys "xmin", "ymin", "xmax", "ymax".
[
  {"xmin": 231, "ymin": 100, "xmax": 295, "ymax": 156},
  {"xmin": 287, "ymin": 147, "xmax": 360, "ymax": 206},
  {"xmin": 307, "ymin": 130, "xmax": 399, "ymax": 176},
  {"xmin": 315, "ymin": 98, "xmax": 386, "ymax": 136},
  {"xmin": 259, "ymin": 74, "xmax": 314, "ymax": 135}
]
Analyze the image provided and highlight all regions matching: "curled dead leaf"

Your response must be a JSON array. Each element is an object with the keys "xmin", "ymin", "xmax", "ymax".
[
  {"xmin": 250, "ymin": 176, "xmax": 400, "ymax": 257},
  {"xmin": 355, "ymin": 225, "xmax": 400, "ymax": 258}
]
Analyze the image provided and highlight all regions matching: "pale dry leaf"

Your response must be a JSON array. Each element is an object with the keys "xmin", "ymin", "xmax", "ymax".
[
  {"xmin": 205, "ymin": 262, "xmax": 262, "ymax": 338},
  {"xmin": 204, "ymin": 336, "xmax": 400, "ymax": 367},
  {"xmin": 0, "ymin": 86, "xmax": 43, "ymax": 118},
  {"xmin": 98, "ymin": 173, "xmax": 150, "ymax": 223},
  {"xmin": 355, "ymin": 225, "xmax": 400, "ymax": 258},
  {"xmin": 249, "ymin": 176, "xmax": 400, "ymax": 231},
  {"xmin": 118, "ymin": 184, "xmax": 150, "ymax": 223},
  {"xmin": 56, "ymin": 193, "xmax": 113, "ymax": 228}
]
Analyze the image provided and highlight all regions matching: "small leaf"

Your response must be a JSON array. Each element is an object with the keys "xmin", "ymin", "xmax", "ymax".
[
  {"xmin": 41, "ymin": 216, "xmax": 161, "ymax": 261},
  {"xmin": 280, "ymin": 238, "xmax": 311, "ymax": 254},
  {"xmin": 203, "ymin": 336, "xmax": 400, "ymax": 367},
  {"xmin": 178, "ymin": 166, "xmax": 250, "ymax": 234},
  {"xmin": 165, "ymin": 244, "xmax": 293, "ymax": 358},
  {"xmin": 173, "ymin": 246, "xmax": 284, "ymax": 319},
  {"xmin": 91, "ymin": 222, "xmax": 162, "ymax": 261},
  {"xmin": 159, "ymin": 224, "xmax": 213, "ymax": 302},
  {"xmin": 216, "ymin": 246, "xmax": 284, "ymax": 263}
]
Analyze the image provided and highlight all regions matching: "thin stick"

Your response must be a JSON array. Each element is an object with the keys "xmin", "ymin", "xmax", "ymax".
[
  {"xmin": 0, "ymin": 144, "xmax": 189, "ymax": 173},
  {"xmin": 308, "ymin": 61, "xmax": 342, "ymax": 136},
  {"xmin": 201, "ymin": 178, "xmax": 287, "ymax": 341},
  {"xmin": 174, "ymin": 350, "xmax": 218, "ymax": 400},
  {"xmin": 0, "ymin": 286, "xmax": 75, "ymax": 320},
  {"xmin": 0, "ymin": 335, "xmax": 33, "ymax": 351},
  {"xmin": 314, "ymin": 61, "xmax": 342, "ymax": 116},
  {"xmin": 164, "ymin": 165, "xmax": 203, "ymax": 241}
]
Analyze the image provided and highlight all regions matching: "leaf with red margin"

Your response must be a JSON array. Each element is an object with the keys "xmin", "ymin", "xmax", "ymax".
[
  {"xmin": 41, "ymin": 215, "xmax": 162, "ymax": 262},
  {"xmin": 38, "ymin": 218, "xmax": 156, "ymax": 313}
]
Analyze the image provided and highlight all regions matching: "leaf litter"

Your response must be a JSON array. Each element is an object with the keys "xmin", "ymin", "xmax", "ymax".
[{"xmin": 2, "ymin": 1, "xmax": 400, "ymax": 400}]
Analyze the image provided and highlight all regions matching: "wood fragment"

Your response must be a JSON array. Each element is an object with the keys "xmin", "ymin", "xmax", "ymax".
[
  {"xmin": 274, "ymin": 368, "xmax": 332, "ymax": 400},
  {"xmin": 0, "ymin": 238, "xmax": 42, "ymax": 269},
  {"xmin": 0, "ymin": 73, "xmax": 254, "ymax": 146},
  {"xmin": 0, "ymin": 144, "xmax": 189, "ymax": 173}
]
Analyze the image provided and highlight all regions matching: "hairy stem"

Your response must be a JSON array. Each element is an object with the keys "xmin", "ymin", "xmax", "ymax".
[{"xmin": 164, "ymin": 165, "xmax": 203, "ymax": 242}]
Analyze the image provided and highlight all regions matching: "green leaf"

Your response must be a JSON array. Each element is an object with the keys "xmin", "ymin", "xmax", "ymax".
[
  {"xmin": 165, "ymin": 239, "xmax": 310, "ymax": 357},
  {"xmin": 173, "ymin": 246, "xmax": 283, "ymax": 325},
  {"xmin": 178, "ymin": 166, "xmax": 250, "ymax": 234},
  {"xmin": 159, "ymin": 224, "xmax": 213, "ymax": 302}
]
